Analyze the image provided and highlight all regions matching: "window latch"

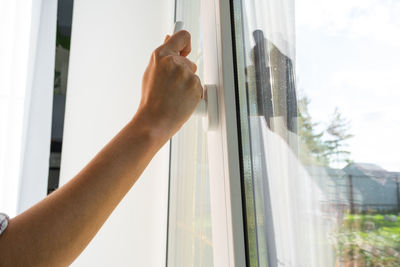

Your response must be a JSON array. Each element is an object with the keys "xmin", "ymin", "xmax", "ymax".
[{"xmin": 194, "ymin": 84, "xmax": 219, "ymax": 131}]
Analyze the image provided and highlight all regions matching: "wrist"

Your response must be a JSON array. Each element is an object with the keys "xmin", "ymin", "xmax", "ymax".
[{"xmin": 128, "ymin": 109, "xmax": 172, "ymax": 149}]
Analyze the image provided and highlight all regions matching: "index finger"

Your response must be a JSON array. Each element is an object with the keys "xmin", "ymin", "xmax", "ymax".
[{"xmin": 162, "ymin": 30, "xmax": 191, "ymax": 57}]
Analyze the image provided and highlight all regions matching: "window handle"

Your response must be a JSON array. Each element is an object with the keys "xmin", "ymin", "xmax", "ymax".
[
  {"xmin": 173, "ymin": 21, "xmax": 184, "ymax": 33},
  {"xmin": 195, "ymin": 84, "xmax": 218, "ymax": 131}
]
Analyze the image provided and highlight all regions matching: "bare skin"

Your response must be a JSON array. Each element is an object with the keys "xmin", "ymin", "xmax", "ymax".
[{"xmin": 0, "ymin": 30, "xmax": 202, "ymax": 267}]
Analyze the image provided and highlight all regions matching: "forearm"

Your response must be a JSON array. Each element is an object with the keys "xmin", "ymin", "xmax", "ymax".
[{"xmin": 0, "ymin": 114, "xmax": 165, "ymax": 267}]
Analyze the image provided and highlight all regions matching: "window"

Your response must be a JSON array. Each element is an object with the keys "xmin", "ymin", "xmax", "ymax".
[
  {"xmin": 166, "ymin": 0, "xmax": 400, "ymax": 266},
  {"xmin": 231, "ymin": 0, "xmax": 400, "ymax": 266}
]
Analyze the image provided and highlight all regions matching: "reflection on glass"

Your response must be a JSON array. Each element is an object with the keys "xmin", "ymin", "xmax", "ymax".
[
  {"xmin": 166, "ymin": 0, "xmax": 214, "ymax": 266},
  {"xmin": 232, "ymin": 0, "xmax": 400, "ymax": 266}
]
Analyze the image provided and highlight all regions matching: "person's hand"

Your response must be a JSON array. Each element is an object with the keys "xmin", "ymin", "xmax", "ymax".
[{"xmin": 135, "ymin": 30, "xmax": 202, "ymax": 142}]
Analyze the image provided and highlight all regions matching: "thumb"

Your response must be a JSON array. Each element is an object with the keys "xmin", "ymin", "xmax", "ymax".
[{"xmin": 164, "ymin": 35, "xmax": 171, "ymax": 44}]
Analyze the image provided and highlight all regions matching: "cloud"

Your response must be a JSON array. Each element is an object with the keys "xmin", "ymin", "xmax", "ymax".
[
  {"xmin": 306, "ymin": 67, "xmax": 400, "ymax": 124},
  {"xmin": 297, "ymin": 0, "xmax": 400, "ymax": 45}
]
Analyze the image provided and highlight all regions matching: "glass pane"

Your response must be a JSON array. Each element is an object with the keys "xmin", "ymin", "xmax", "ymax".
[
  {"xmin": 232, "ymin": 0, "xmax": 400, "ymax": 266},
  {"xmin": 166, "ymin": 1, "xmax": 214, "ymax": 266}
]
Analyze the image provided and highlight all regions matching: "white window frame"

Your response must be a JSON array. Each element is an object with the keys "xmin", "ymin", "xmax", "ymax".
[{"xmin": 200, "ymin": 0, "xmax": 247, "ymax": 266}]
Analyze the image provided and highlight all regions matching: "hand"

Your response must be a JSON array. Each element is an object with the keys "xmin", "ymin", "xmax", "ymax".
[{"xmin": 135, "ymin": 30, "xmax": 203, "ymax": 142}]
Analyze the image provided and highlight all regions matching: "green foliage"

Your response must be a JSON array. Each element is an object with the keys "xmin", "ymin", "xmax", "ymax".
[
  {"xmin": 297, "ymin": 95, "xmax": 353, "ymax": 168},
  {"xmin": 325, "ymin": 107, "xmax": 354, "ymax": 167},
  {"xmin": 335, "ymin": 214, "xmax": 400, "ymax": 266},
  {"xmin": 56, "ymin": 28, "xmax": 71, "ymax": 50}
]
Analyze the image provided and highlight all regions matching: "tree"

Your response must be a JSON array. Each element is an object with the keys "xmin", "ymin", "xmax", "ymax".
[
  {"xmin": 324, "ymin": 107, "xmax": 354, "ymax": 168},
  {"xmin": 298, "ymin": 95, "xmax": 330, "ymax": 166}
]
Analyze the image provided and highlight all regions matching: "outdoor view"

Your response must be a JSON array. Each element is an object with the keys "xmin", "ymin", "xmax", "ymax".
[
  {"xmin": 233, "ymin": 0, "xmax": 400, "ymax": 266},
  {"xmin": 298, "ymin": 0, "xmax": 400, "ymax": 266}
]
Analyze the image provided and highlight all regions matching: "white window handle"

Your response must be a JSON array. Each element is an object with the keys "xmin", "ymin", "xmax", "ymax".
[
  {"xmin": 195, "ymin": 84, "xmax": 218, "ymax": 131},
  {"xmin": 173, "ymin": 21, "xmax": 184, "ymax": 33},
  {"xmin": 173, "ymin": 22, "xmax": 219, "ymax": 131}
]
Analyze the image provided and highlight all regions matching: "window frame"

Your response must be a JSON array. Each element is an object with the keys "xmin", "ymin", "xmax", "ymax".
[{"xmin": 200, "ymin": 0, "xmax": 247, "ymax": 266}]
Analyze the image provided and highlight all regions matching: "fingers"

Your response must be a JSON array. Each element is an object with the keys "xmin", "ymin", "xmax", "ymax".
[
  {"xmin": 172, "ymin": 56, "xmax": 197, "ymax": 73},
  {"xmin": 193, "ymin": 75, "xmax": 203, "ymax": 98},
  {"xmin": 162, "ymin": 30, "xmax": 191, "ymax": 57}
]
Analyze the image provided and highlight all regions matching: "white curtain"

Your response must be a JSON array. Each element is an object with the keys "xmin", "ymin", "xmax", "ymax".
[
  {"xmin": 0, "ymin": 0, "xmax": 56, "ymax": 217},
  {"xmin": 0, "ymin": 0, "xmax": 35, "ymax": 217}
]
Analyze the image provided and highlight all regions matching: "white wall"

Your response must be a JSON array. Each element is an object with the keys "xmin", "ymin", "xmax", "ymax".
[{"xmin": 59, "ymin": 0, "xmax": 174, "ymax": 266}]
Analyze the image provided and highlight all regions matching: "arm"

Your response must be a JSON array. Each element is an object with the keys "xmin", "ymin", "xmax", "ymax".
[{"xmin": 0, "ymin": 30, "xmax": 201, "ymax": 267}]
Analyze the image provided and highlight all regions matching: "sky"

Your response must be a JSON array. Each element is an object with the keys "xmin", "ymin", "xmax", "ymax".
[{"xmin": 295, "ymin": 0, "xmax": 400, "ymax": 171}]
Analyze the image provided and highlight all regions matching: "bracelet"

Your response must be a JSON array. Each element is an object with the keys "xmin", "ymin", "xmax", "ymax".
[{"xmin": 0, "ymin": 213, "xmax": 9, "ymax": 236}]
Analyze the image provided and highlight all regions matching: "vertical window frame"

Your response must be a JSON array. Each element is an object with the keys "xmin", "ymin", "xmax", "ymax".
[{"xmin": 201, "ymin": 0, "xmax": 247, "ymax": 266}]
